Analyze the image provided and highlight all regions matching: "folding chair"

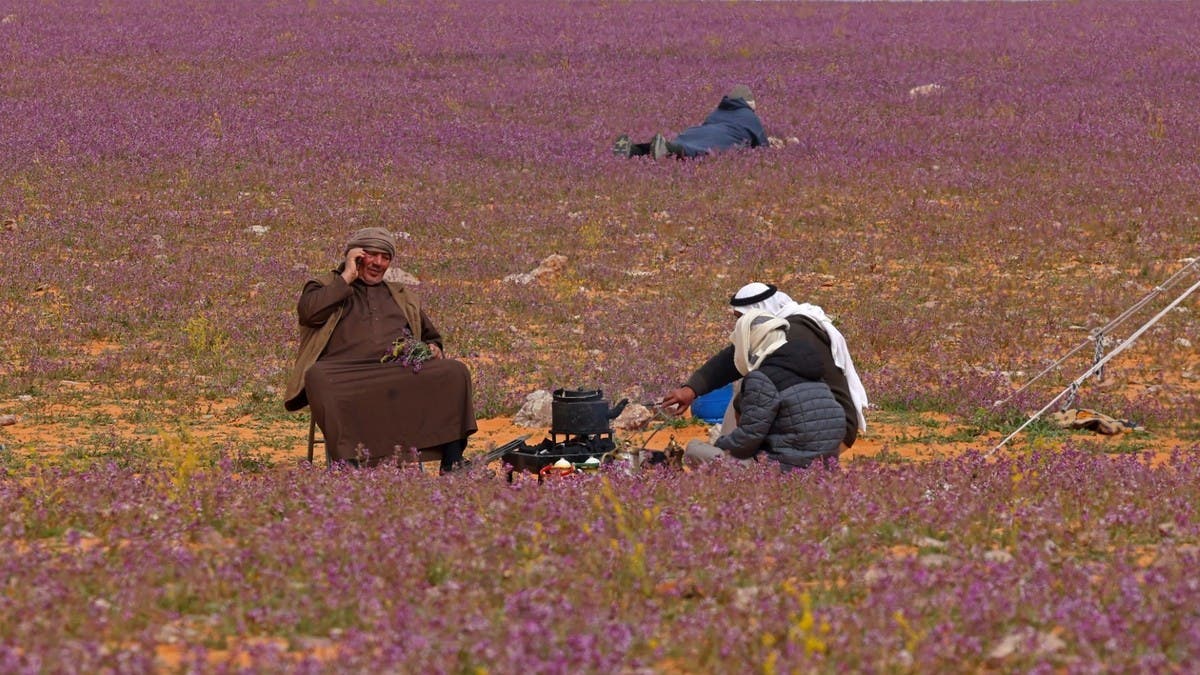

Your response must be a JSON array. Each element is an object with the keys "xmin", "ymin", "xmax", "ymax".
[{"xmin": 306, "ymin": 414, "xmax": 328, "ymax": 464}]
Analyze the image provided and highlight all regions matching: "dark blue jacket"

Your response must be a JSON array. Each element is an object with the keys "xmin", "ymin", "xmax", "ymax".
[
  {"xmin": 714, "ymin": 341, "xmax": 845, "ymax": 468},
  {"xmin": 672, "ymin": 96, "xmax": 768, "ymax": 158}
]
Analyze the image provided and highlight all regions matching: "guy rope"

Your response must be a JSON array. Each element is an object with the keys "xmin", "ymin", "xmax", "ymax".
[{"xmin": 987, "ymin": 258, "xmax": 1200, "ymax": 457}]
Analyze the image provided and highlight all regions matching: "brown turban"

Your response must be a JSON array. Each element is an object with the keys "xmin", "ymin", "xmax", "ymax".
[{"xmin": 344, "ymin": 227, "xmax": 396, "ymax": 259}]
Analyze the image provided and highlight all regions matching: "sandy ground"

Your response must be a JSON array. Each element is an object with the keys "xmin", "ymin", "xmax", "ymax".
[{"xmin": 3, "ymin": 390, "xmax": 1180, "ymax": 472}]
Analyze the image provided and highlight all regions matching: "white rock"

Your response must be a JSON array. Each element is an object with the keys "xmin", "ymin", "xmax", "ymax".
[
  {"xmin": 984, "ymin": 549, "xmax": 1014, "ymax": 564},
  {"xmin": 613, "ymin": 403, "xmax": 653, "ymax": 431},
  {"xmin": 988, "ymin": 629, "xmax": 1066, "ymax": 660},
  {"xmin": 908, "ymin": 83, "xmax": 944, "ymax": 98},
  {"xmin": 504, "ymin": 272, "xmax": 536, "ymax": 285},
  {"xmin": 862, "ymin": 566, "xmax": 889, "ymax": 585},
  {"xmin": 246, "ymin": 225, "xmax": 269, "ymax": 236},
  {"xmin": 383, "ymin": 266, "xmax": 420, "ymax": 285},
  {"xmin": 504, "ymin": 254, "xmax": 568, "ymax": 285},
  {"xmin": 733, "ymin": 586, "xmax": 762, "ymax": 611},
  {"xmin": 513, "ymin": 390, "xmax": 553, "ymax": 428}
]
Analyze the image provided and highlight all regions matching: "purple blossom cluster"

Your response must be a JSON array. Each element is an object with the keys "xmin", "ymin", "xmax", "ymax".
[
  {"xmin": 381, "ymin": 328, "xmax": 433, "ymax": 373},
  {"xmin": 2, "ymin": 452, "xmax": 1200, "ymax": 671}
]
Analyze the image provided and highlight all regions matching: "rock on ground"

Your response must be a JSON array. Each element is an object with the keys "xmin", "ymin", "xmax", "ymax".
[
  {"xmin": 513, "ymin": 390, "xmax": 552, "ymax": 428},
  {"xmin": 384, "ymin": 266, "xmax": 421, "ymax": 285},
  {"xmin": 504, "ymin": 254, "xmax": 568, "ymax": 285},
  {"xmin": 612, "ymin": 403, "xmax": 653, "ymax": 431}
]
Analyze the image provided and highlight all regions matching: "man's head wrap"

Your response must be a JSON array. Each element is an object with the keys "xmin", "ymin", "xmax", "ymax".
[
  {"xmin": 730, "ymin": 310, "xmax": 789, "ymax": 376},
  {"xmin": 730, "ymin": 282, "xmax": 778, "ymax": 309},
  {"xmin": 728, "ymin": 84, "xmax": 755, "ymax": 110},
  {"xmin": 731, "ymin": 281, "xmax": 872, "ymax": 432},
  {"xmin": 344, "ymin": 227, "xmax": 396, "ymax": 259}
]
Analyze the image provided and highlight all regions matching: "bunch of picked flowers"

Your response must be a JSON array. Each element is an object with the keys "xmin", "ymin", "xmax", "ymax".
[{"xmin": 381, "ymin": 328, "xmax": 434, "ymax": 373}]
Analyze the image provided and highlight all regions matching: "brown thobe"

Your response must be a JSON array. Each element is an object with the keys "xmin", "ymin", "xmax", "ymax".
[{"xmin": 300, "ymin": 277, "xmax": 476, "ymax": 464}]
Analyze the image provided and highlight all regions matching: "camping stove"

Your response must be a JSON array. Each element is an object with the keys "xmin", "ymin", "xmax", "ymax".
[{"xmin": 501, "ymin": 388, "xmax": 627, "ymax": 478}]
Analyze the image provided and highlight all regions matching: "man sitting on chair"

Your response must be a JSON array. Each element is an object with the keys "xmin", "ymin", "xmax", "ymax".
[{"xmin": 283, "ymin": 227, "xmax": 476, "ymax": 471}]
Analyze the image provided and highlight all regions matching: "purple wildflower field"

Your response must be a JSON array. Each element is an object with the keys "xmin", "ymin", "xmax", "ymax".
[
  {"xmin": 7, "ymin": 453, "xmax": 1200, "ymax": 671},
  {"xmin": 2, "ymin": 0, "xmax": 1200, "ymax": 671}
]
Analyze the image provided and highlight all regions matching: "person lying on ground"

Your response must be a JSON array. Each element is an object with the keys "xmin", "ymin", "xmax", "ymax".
[
  {"xmin": 683, "ymin": 311, "xmax": 845, "ymax": 470},
  {"xmin": 661, "ymin": 282, "xmax": 868, "ymax": 450},
  {"xmin": 283, "ymin": 227, "xmax": 476, "ymax": 471},
  {"xmin": 612, "ymin": 85, "xmax": 771, "ymax": 160}
]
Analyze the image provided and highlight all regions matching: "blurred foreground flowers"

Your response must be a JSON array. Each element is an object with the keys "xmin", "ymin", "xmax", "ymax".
[{"xmin": 2, "ymin": 449, "xmax": 1200, "ymax": 671}]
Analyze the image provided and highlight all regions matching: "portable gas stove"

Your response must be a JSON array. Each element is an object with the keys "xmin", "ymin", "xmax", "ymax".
[{"xmin": 501, "ymin": 388, "xmax": 627, "ymax": 480}]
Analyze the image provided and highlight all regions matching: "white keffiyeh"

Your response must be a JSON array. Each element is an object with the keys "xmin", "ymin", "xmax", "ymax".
[
  {"xmin": 729, "ymin": 311, "xmax": 789, "ymax": 376},
  {"xmin": 732, "ymin": 283, "xmax": 870, "ymax": 430}
]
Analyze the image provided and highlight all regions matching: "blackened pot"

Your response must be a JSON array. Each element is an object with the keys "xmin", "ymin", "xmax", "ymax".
[{"xmin": 552, "ymin": 388, "xmax": 614, "ymax": 435}]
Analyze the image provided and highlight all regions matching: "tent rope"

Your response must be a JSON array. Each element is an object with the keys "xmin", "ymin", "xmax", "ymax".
[
  {"xmin": 992, "ymin": 258, "xmax": 1199, "ymax": 409},
  {"xmin": 986, "ymin": 273, "xmax": 1200, "ymax": 458}
]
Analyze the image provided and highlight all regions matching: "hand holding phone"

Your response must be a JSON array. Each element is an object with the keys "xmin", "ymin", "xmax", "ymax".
[{"xmin": 342, "ymin": 247, "xmax": 366, "ymax": 283}]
